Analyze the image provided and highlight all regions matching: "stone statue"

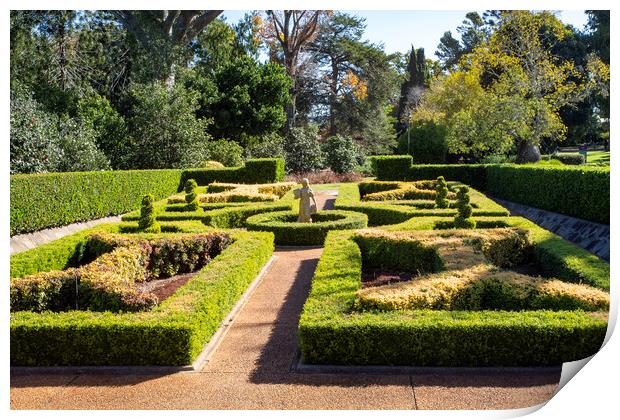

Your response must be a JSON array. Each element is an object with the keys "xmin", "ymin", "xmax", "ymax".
[{"xmin": 294, "ymin": 178, "xmax": 317, "ymax": 222}]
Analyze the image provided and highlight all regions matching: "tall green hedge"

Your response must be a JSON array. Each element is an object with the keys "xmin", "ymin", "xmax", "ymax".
[
  {"xmin": 10, "ymin": 169, "xmax": 181, "ymax": 236},
  {"xmin": 486, "ymin": 165, "xmax": 609, "ymax": 224},
  {"xmin": 11, "ymin": 159, "xmax": 286, "ymax": 236},
  {"xmin": 372, "ymin": 156, "xmax": 609, "ymax": 224}
]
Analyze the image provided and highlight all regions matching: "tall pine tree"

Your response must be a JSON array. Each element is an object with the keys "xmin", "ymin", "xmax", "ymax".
[{"xmin": 396, "ymin": 46, "xmax": 428, "ymax": 135}]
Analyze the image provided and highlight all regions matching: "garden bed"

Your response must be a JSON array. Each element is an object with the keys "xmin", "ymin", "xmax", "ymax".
[
  {"xmin": 10, "ymin": 226, "xmax": 275, "ymax": 366},
  {"xmin": 298, "ymin": 225, "xmax": 609, "ymax": 367}
]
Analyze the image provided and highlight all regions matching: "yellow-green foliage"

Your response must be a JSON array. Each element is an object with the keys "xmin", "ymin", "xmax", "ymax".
[
  {"xmin": 167, "ymin": 181, "xmax": 296, "ymax": 204},
  {"xmin": 360, "ymin": 180, "xmax": 456, "ymax": 202},
  {"xmin": 355, "ymin": 229, "xmax": 609, "ymax": 312},
  {"xmin": 11, "ymin": 232, "xmax": 231, "ymax": 313}
]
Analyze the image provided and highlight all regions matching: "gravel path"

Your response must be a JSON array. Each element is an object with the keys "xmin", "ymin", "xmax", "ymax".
[{"xmin": 10, "ymin": 187, "xmax": 562, "ymax": 409}]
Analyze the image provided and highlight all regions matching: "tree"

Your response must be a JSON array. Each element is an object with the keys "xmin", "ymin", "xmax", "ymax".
[
  {"xmin": 396, "ymin": 47, "xmax": 429, "ymax": 134},
  {"xmin": 321, "ymin": 135, "xmax": 360, "ymax": 173},
  {"xmin": 112, "ymin": 10, "xmax": 222, "ymax": 87},
  {"xmin": 436, "ymin": 12, "xmax": 490, "ymax": 71},
  {"xmin": 308, "ymin": 12, "xmax": 366, "ymax": 135},
  {"xmin": 258, "ymin": 10, "xmax": 329, "ymax": 128},
  {"xmin": 586, "ymin": 10, "xmax": 610, "ymax": 121},
  {"xmin": 418, "ymin": 11, "xmax": 609, "ymax": 163}
]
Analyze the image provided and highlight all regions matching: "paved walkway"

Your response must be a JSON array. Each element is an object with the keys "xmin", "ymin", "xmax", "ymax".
[
  {"xmin": 11, "ymin": 216, "xmax": 122, "ymax": 255},
  {"xmin": 10, "ymin": 191, "xmax": 562, "ymax": 410}
]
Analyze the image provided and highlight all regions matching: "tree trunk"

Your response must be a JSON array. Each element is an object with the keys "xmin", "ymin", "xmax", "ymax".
[
  {"xmin": 329, "ymin": 59, "xmax": 338, "ymax": 136},
  {"xmin": 286, "ymin": 91, "xmax": 296, "ymax": 130},
  {"xmin": 516, "ymin": 139, "xmax": 541, "ymax": 163},
  {"xmin": 165, "ymin": 62, "xmax": 176, "ymax": 90}
]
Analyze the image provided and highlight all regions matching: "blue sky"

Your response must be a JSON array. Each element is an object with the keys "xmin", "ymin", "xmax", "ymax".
[{"xmin": 221, "ymin": 10, "xmax": 589, "ymax": 59}]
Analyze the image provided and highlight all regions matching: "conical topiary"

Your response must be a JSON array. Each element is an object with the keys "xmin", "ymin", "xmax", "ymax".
[
  {"xmin": 435, "ymin": 176, "xmax": 449, "ymax": 208},
  {"xmin": 453, "ymin": 186, "xmax": 476, "ymax": 229},
  {"xmin": 138, "ymin": 194, "xmax": 161, "ymax": 233},
  {"xmin": 185, "ymin": 178, "xmax": 199, "ymax": 211}
]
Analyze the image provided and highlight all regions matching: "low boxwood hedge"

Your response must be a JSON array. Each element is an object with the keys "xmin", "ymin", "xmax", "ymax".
[
  {"xmin": 298, "ymin": 231, "xmax": 607, "ymax": 366},
  {"xmin": 10, "ymin": 229, "xmax": 275, "ymax": 366},
  {"xmin": 382, "ymin": 216, "xmax": 610, "ymax": 291},
  {"xmin": 11, "ymin": 159, "xmax": 286, "ymax": 236},
  {"xmin": 246, "ymin": 210, "xmax": 368, "ymax": 245},
  {"xmin": 334, "ymin": 183, "xmax": 509, "ymax": 225}
]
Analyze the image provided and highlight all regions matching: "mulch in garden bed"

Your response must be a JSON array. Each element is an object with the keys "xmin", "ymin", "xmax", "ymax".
[{"xmin": 138, "ymin": 272, "xmax": 199, "ymax": 302}]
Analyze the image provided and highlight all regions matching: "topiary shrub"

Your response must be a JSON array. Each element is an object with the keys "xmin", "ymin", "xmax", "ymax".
[
  {"xmin": 435, "ymin": 176, "xmax": 449, "ymax": 208},
  {"xmin": 454, "ymin": 186, "xmax": 476, "ymax": 229},
  {"xmin": 138, "ymin": 194, "xmax": 161, "ymax": 233},
  {"xmin": 184, "ymin": 179, "xmax": 199, "ymax": 211}
]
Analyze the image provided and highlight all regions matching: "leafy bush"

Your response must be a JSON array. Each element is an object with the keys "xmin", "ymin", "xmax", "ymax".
[
  {"xmin": 77, "ymin": 93, "xmax": 130, "ymax": 169},
  {"xmin": 10, "ymin": 86, "xmax": 62, "ymax": 174},
  {"xmin": 555, "ymin": 153, "xmax": 585, "ymax": 165},
  {"xmin": 435, "ymin": 176, "xmax": 449, "ymax": 208},
  {"xmin": 246, "ymin": 210, "xmax": 368, "ymax": 245},
  {"xmin": 10, "ymin": 87, "xmax": 109, "ymax": 174},
  {"xmin": 11, "ymin": 230, "xmax": 274, "ymax": 366},
  {"xmin": 244, "ymin": 132, "xmax": 285, "ymax": 159},
  {"xmin": 284, "ymin": 125, "xmax": 324, "ymax": 173},
  {"xmin": 397, "ymin": 119, "xmax": 447, "ymax": 163},
  {"xmin": 126, "ymin": 82, "xmax": 210, "ymax": 169},
  {"xmin": 321, "ymin": 135, "xmax": 360, "ymax": 174},
  {"xmin": 204, "ymin": 139, "xmax": 244, "ymax": 167},
  {"xmin": 454, "ymin": 186, "xmax": 476, "ymax": 229},
  {"xmin": 184, "ymin": 179, "xmax": 199, "ymax": 211}
]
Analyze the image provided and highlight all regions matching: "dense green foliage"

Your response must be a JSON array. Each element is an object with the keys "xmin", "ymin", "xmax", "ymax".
[
  {"xmin": 246, "ymin": 210, "xmax": 368, "ymax": 245},
  {"xmin": 435, "ymin": 176, "xmax": 449, "ymax": 208},
  {"xmin": 11, "ymin": 158, "xmax": 285, "ymax": 235},
  {"xmin": 373, "ymin": 156, "xmax": 609, "ymax": 223},
  {"xmin": 138, "ymin": 194, "xmax": 161, "ymax": 233},
  {"xmin": 11, "ymin": 229, "xmax": 275, "ymax": 366},
  {"xmin": 283, "ymin": 125, "xmax": 325, "ymax": 173},
  {"xmin": 486, "ymin": 165, "xmax": 609, "ymax": 224},
  {"xmin": 397, "ymin": 119, "xmax": 447, "ymax": 163},
  {"xmin": 321, "ymin": 135, "xmax": 360, "ymax": 174},
  {"xmin": 184, "ymin": 179, "xmax": 199, "ymax": 211},
  {"xmin": 298, "ymin": 230, "xmax": 607, "ymax": 366},
  {"xmin": 454, "ymin": 186, "xmax": 476, "ymax": 228}
]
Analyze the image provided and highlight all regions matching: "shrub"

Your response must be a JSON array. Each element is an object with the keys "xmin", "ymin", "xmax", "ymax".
[
  {"xmin": 244, "ymin": 132, "xmax": 285, "ymax": 159},
  {"xmin": 242, "ymin": 158, "xmax": 285, "ymax": 183},
  {"xmin": 397, "ymin": 119, "xmax": 447, "ymax": 163},
  {"xmin": 55, "ymin": 116, "xmax": 111, "ymax": 172},
  {"xmin": 454, "ymin": 186, "xmax": 476, "ymax": 229},
  {"xmin": 126, "ymin": 81, "xmax": 210, "ymax": 169},
  {"xmin": 555, "ymin": 153, "xmax": 585, "ymax": 165},
  {"xmin": 184, "ymin": 179, "xmax": 199, "ymax": 211},
  {"xmin": 204, "ymin": 160, "xmax": 225, "ymax": 168},
  {"xmin": 321, "ymin": 135, "xmax": 360, "ymax": 174},
  {"xmin": 246, "ymin": 210, "xmax": 368, "ymax": 245},
  {"xmin": 204, "ymin": 139, "xmax": 244, "ymax": 167},
  {"xmin": 435, "ymin": 176, "xmax": 449, "ymax": 208},
  {"xmin": 283, "ymin": 125, "xmax": 324, "ymax": 173},
  {"xmin": 138, "ymin": 194, "xmax": 161, "ymax": 233},
  {"xmin": 10, "ymin": 230, "xmax": 274, "ymax": 366},
  {"xmin": 203, "ymin": 202, "xmax": 293, "ymax": 228}
]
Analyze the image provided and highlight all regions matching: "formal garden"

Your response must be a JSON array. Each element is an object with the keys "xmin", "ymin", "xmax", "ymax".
[{"xmin": 9, "ymin": 8, "xmax": 611, "ymax": 411}]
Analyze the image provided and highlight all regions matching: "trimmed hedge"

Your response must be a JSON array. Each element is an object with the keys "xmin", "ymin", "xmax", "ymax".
[
  {"xmin": 11, "ymin": 159, "xmax": 286, "ymax": 236},
  {"xmin": 203, "ymin": 203, "xmax": 293, "ymax": 228},
  {"xmin": 298, "ymin": 231, "xmax": 607, "ymax": 366},
  {"xmin": 383, "ymin": 216, "xmax": 610, "ymax": 291},
  {"xmin": 371, "ymin": 156, "xmax": 609, "ymax": 224},
  {"xmin": 246, "ymin": 210, "xmax": 368, "ymax": 245},
  {"xmin": 335, "ymin": 183, "xmax": 509, "ymax": 225},
  {"xmin": 10, "ymin": 169, "xmax": 181, "ymax": 236},
  {"xmin": 11, "ymin": 229, "xmax": 275, "ymax": 366},
  {"xmin": 486, "ymin": 165, "xmax": 609, "ymax": 224}
]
